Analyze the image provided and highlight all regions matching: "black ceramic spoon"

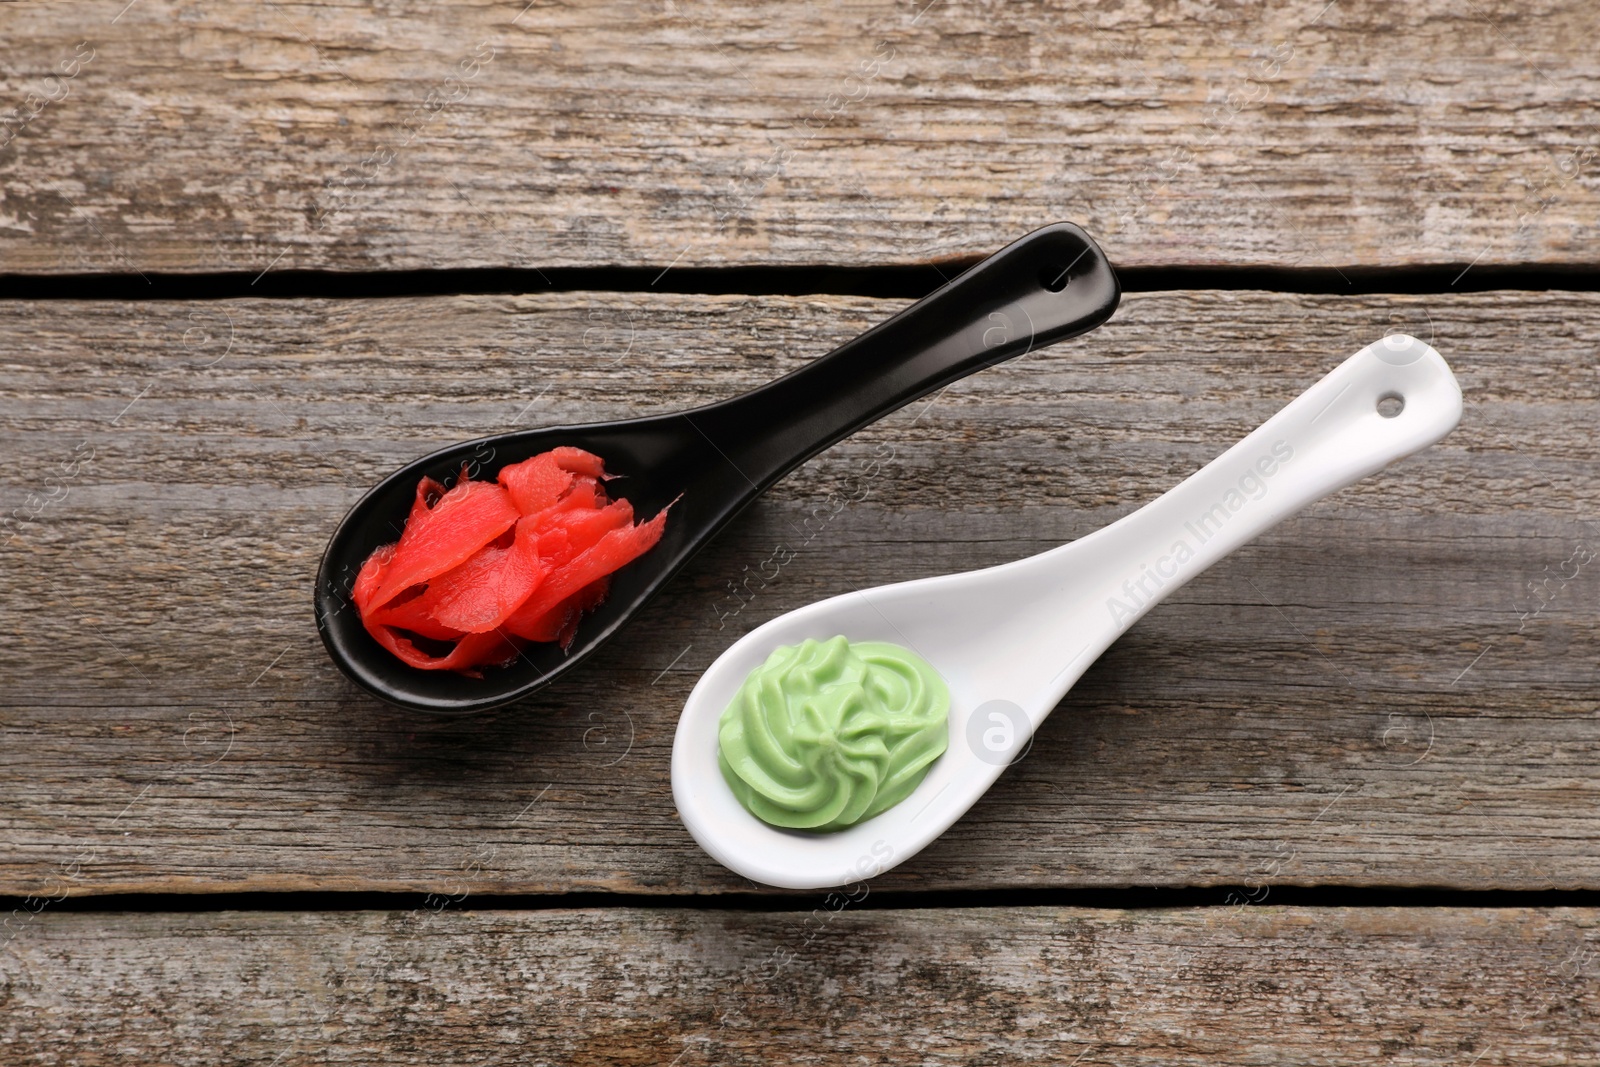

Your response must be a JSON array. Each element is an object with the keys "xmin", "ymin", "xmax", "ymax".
[{"xmin": 315, "ymin": 222, "xmax": 1120, "ymax": 713}]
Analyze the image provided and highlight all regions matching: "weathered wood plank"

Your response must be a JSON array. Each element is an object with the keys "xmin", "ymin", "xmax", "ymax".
[
  {"xmin": 1, "ymin": 289, "xmax": 1597, "ymax": 894},
  {"xmin": 3, "ymin": 0, "xmax": 1599, "ymax": 274},
  {"xmin": 2, "ymin": 906, "xmax": 1595, "ymax": 1064}
]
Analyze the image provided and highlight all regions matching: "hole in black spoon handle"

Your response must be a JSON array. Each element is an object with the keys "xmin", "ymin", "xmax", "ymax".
[{"xmin": 687, "ymin": 223, "xmax": 1120, "ymax": 486}]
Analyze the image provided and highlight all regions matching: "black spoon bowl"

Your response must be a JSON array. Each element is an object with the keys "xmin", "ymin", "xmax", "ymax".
[{"xmin": 315, "ymin": 223, "xmax": 1120, "ymax": 714}]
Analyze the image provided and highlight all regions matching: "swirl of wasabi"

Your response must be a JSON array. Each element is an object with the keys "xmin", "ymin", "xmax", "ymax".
[{"xmin": 717, "ymin": 636, "xmax": 950, "ymax": 832}]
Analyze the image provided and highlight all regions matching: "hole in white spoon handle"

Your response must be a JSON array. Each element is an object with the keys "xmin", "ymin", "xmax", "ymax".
[{"xmin": 1046, "ymin": 335, "xmax": 1463, "ymax": 641}]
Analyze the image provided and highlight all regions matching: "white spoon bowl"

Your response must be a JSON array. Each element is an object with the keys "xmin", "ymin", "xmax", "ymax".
[{"xmin": 672, "ymin": 335, "xmax": 1463, "ymax": 889}]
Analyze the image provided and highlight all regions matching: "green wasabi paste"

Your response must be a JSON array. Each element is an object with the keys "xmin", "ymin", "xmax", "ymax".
[{"xmin": 717, "ymin": 636, "xmax": 950, "ymax": 832}]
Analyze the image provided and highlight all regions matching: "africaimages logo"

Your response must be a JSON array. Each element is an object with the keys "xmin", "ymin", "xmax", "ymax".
[{"xmin": 1104, "ymin": 440, "xmax": 1294, "ymax": 626}]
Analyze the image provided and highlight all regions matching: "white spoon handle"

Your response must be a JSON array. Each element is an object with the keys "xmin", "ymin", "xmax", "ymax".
[{"xmin": 1024, "ymin": 334, "xmax": 1462, "ymax": 702}]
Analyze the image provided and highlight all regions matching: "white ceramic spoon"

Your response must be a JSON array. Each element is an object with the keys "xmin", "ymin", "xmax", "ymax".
[{"xmin": 672, "ymin": 335, "xmax": 1462, "ymax": 889}]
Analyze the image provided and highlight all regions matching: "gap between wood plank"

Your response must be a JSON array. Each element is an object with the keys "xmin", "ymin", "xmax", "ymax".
[
  {"xmin": 5, "ymin": 262, "xmax": 1600, "ymax": 301},
  {"xmin": 11, "ymin": 887, "xmax": 1600, "ymax": 914}
]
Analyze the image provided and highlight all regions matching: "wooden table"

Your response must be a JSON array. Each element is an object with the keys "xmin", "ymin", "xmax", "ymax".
[{"xmin": 4, "ymin": 1, "xmax": 1598, "ymax": 1061}]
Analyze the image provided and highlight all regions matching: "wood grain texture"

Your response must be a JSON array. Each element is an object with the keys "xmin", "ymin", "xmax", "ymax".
[
  {"xmin": 1, "ymin": 289, "xmax": 1597, "ymax": 895},
  {"xmin": 2, "ymin": 906, "xmax": 1596, "ymax": 1064},
  {"xmin": 3, "ymin": 0, "xmax": 1599, "ymax": 274}
]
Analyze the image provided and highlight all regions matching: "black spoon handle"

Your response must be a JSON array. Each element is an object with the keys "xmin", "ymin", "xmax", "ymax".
[{"xmin": 686, "ymin": 223, "xmax": 1119, "ymax": 485}]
